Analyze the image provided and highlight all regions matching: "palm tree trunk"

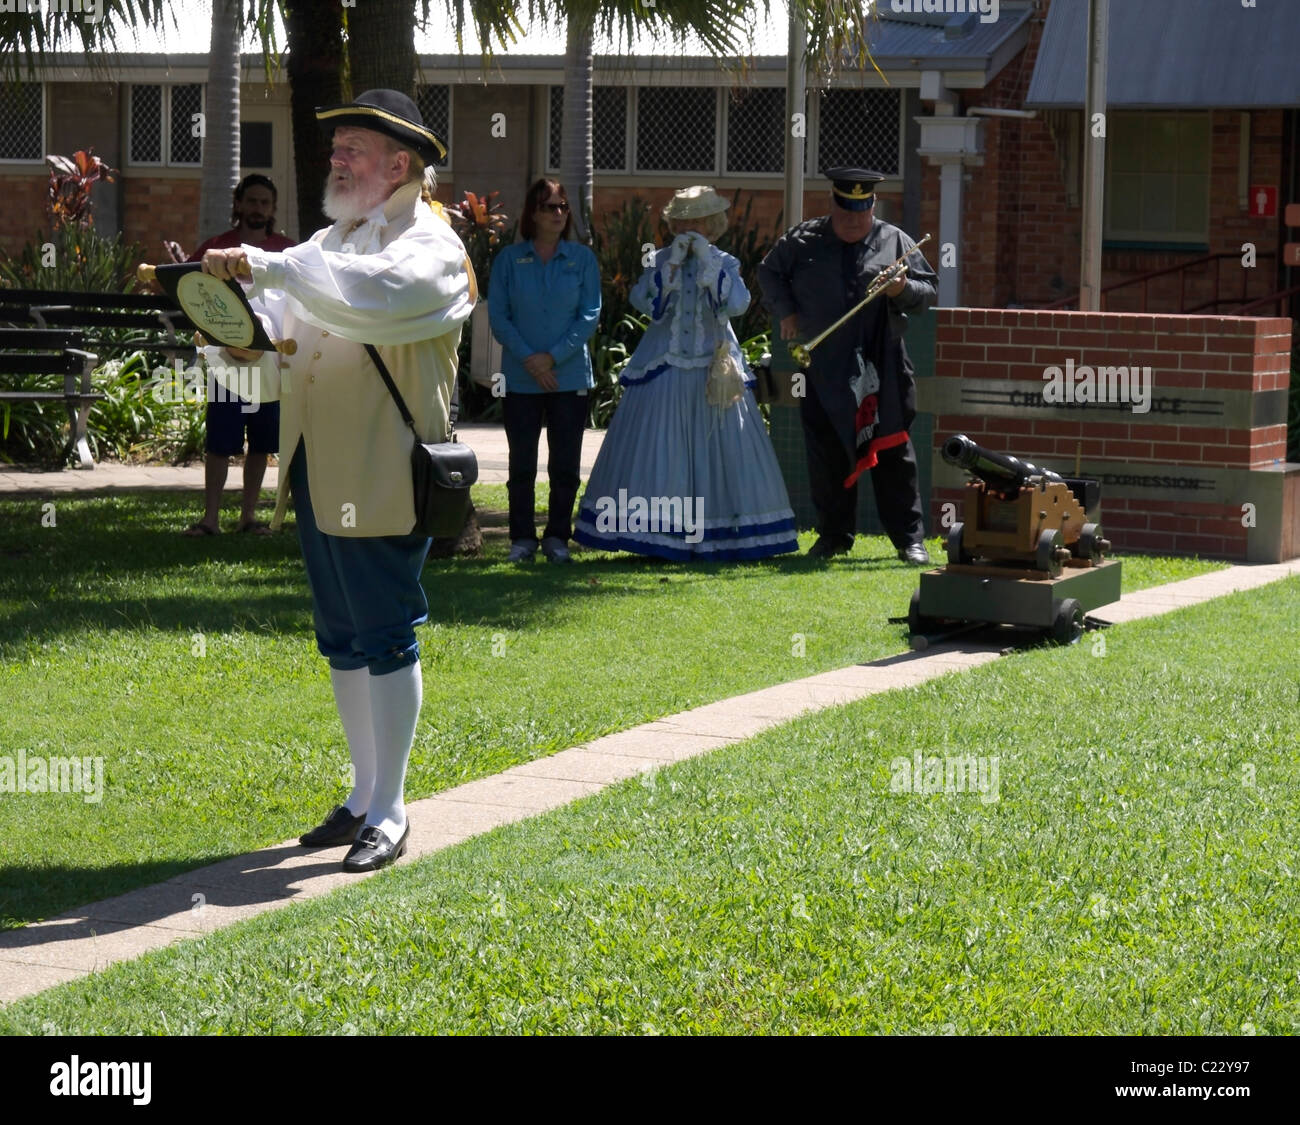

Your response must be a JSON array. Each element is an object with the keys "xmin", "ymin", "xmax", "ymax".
[
  {"xmin": 560, "ymin": 15, "xmax": 595, "ymax": 244},
  {"xmin": 196, "ymin": 0, "xmax": 241, "ymax": 247},
  {"xmin": 348, "ymin": 0, "xmax": 416, "ymax": 99},
  {"xmin": 285, "ymin": 2, "xmax": 346, "ymax": 239}
]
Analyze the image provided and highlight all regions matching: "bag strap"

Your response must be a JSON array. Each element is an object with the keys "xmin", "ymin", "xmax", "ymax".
[{"xmin": 365, "ymin": 343, "xmax": 459, "ymax": 440}]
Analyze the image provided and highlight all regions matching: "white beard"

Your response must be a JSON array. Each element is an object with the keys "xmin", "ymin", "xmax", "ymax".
[{"xmin": 321, "ymin": 172, "xmax": 391, "ymax": 226}]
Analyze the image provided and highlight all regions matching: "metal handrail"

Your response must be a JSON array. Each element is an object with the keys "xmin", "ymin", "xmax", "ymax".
[{"xmin": 1037, "ymin": 251, "xmax": 1278, "ymax": 312}]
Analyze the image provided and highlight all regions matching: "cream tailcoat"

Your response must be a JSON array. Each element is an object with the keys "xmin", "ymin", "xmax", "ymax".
[{"xmin": 229, "ymin": 181, "xmax": 473, "ymax": 537}]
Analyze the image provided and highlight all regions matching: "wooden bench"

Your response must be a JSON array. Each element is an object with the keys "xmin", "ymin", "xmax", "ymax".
[
  {"xmin": 0, "ymin": 289, "xmax": 197, "ymax": 468},
  {"xmin": 0, "ymin": 328, "xmax": 101, "ymax": 468}
]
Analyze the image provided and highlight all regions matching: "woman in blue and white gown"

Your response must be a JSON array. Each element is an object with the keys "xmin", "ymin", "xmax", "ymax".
[{"xmin": 574, "ymin": 186, "xmax": 798, "ymax": 561}]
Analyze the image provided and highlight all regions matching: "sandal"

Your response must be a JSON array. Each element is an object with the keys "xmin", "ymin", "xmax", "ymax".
[
  {"xmin": 182, "ymin": 522, "xmax": 218, "ymax": 537},
  {"xmin": 236, "ymin": 520, "xmax": 273, "ymax": 536}
]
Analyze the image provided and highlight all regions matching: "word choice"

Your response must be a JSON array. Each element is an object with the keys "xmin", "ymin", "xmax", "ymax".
[
  {"xmin": 1041, "ymin": 358, "xmax": 1153, "ymax": 414},
  {"xmin": 50, "ymin": 1057, "xmax": 150, "ymax": 1105},
  {"xmin": 0, "ymin": 751, "xmax": 104, "ymax": 803},
  {"xmin": 590, "ymin": 490, "xmax": 706, "ymax": 544},
  {"xmin": 890, "ymin": 752, "xmax": 1000, "ymax": 804}
]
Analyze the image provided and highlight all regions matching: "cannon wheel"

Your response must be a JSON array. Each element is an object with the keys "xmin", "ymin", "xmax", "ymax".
[
  {"xmin": 908, "ymin": 589, "xmax": 941, "ymax": 636},
  {"xmin": 945, "ymin": 521, "xmax": 972, "ymax": 565},
  {"xmin": 1036, "ymin": 528, "xmax": 1064, "ymax": 577},
  {"xmin": 1074, "ymin": 522, "xmax": 1103, "ymax": 563},
  {"xmin": 1051, "ymin": 597, "xmax": 1083, "ymax": 645}
]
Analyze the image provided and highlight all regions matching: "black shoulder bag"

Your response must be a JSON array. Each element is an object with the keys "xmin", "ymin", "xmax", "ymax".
[{"xmin": 365, "ymin": 343, "xmax": 478, "ymax": 538}]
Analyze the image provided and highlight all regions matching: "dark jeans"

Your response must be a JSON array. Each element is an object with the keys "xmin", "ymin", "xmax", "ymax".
[
  {"xmin": 502, "ymin": 389, "xmax": 587, "ymax": 544},
  {"xmin": 798, "ymin": 388, "xmax": 924, "ymax": 550}
]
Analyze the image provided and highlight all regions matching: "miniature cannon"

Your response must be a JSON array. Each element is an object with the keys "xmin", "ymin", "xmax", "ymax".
[
  {"xmin": 908, "ymin": 435, "xmax": 1122, "ymax": 645},
  {"xmin": 941, "ymin": 433, "xmax": 1110, "ymax": 577}
]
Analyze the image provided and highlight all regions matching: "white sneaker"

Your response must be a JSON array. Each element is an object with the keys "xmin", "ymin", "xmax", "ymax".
[
  {"xmin": 507, "ymin": 540, "xmax": 537, "ymax": 563},
  {"xmin": 540, "ymin": 536, "xmax": 571, "ymax": 563}
]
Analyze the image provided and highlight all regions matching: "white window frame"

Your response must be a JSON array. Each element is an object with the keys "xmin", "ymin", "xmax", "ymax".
[
  {"xmin": 415, "ymin": 83, "xmax": 453, "ymax": 173},
  {"xmin": 721, "ymin": 86, "xmax": 785, "ymax": 179},
  {"xmin": 546, "ymin": 84, "xmax": 632, "ymax": 175},
  {"xmin": 1103, "ymin": 110, "xmax": 1211, "ymax": 246},
  {"xmin": 632, "ymin": 85, "xmax": 721, "ymax": 176},
  {"xmin": 545, "ymin": 83, "xmax": 905, "ymax": 182},
  {"xmin": 127, "ymin": 83, "xmax": 206, "ymax": 168},
  {"xmin": 0, "ymin": 82, "xmax": 47, "ymax": 166},
  {"xmin": 810, "ymin": 87, "xmax": 905, "ymax": 181}
]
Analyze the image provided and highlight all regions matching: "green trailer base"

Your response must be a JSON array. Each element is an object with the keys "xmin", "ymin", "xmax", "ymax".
[{"xmin": 912, "ymin": 559, "xmax": 1123, "ymax": 644}]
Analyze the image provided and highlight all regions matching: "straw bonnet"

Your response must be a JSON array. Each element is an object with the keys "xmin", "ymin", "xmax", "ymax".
[{"xmin": 662, "ymin": 185, "xmax": 729, "ymax": 223}]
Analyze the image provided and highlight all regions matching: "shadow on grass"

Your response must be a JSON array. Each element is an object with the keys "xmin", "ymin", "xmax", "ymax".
[{"xmin": 0, "ymin": 845, "xmax": 354, "ymax": 934}]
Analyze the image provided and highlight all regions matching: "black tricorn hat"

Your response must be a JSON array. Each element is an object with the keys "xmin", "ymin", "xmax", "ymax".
[{"xmin": 315, "ymin": 89, "xmax": 446, "ymax": 163}]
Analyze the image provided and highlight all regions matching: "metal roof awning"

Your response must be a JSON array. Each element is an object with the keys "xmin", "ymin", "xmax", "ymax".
[{"xmin": 1026, "ymin": 0, "xmax": 1300, "ymax": 109}]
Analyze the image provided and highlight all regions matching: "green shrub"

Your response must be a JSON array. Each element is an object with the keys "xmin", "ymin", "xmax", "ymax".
[{"xmin": 0, "ymin": 222, "xmax": 144, "ymax": 296}]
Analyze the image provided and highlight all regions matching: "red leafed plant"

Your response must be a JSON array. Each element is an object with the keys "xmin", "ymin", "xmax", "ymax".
[
  {"xmin": 448, "ymin": 189, "xmax": 509, "ymax": 292},
  {"xmin": 47, "ymin": 148, "xmax": 117, "ymax": 229}
]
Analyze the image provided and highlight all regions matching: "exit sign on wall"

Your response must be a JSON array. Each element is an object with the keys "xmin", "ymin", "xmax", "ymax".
[{"xmin": 1250, "ymin": 186, "xmax": 1277, "ymax": 218}]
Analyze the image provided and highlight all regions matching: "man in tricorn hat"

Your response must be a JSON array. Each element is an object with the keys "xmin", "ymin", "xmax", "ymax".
[
  {"xmin": 199, "ymin": 90, "xmax": 474, "ymax": 871},
  {"xmin": 759, "ymin": 167, "xmax": 937, "ymax": 562}
]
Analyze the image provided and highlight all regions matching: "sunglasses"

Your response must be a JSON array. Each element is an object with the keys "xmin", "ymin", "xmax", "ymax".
[{"xmin": 538, "ymin": 201, "xmax": 569, "ymax": 214}]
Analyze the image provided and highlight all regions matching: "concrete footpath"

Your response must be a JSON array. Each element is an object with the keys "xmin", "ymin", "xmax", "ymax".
[
  {"xmin": 0, "ymin": 423, "xmax": 605, "ymax": 494},
  {"xmin": 1, "ymin": 557, "xmax": 1297, "ymax": 1007}
]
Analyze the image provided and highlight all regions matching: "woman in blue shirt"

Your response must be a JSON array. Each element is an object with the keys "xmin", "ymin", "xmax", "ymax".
[{"xmin": 489, "ymin": 178, "xmax": 601, "ymax": 563}]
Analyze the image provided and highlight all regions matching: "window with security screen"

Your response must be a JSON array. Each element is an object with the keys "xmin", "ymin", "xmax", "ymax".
[
  {"xmin": 725, "ymin": 87, "xmax": 789, "ymax": 175},
  {"xmin": 130, "ymin": 84, "xmax": 207, "ymax": 166},
  {"xmin": 170, "ymin": 84, "xmax": 204, "ymax": 165},
  {"xmin": 0, "ymin": 82, "xmax": 43, "ymax": 162},
  {"xmin": 548, "ymin": 85, "xmax": 628, "ymax": 173},
  {"xmin": 816, "ymin": 88, "xmax": 901, "ymax": 177},
  {"xmin": 130, "ymin": 85, "xmax": 163, "ymax": 164},
  {"xmin": 416, "ymin": 85, "xmax": 450, "ymax": 167},
  {"xmin": 637, "ymin": 86, "xmax": 716, "ymax": 173}
]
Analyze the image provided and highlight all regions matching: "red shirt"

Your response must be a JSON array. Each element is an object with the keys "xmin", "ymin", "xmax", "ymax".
[{"xmin": 188, "ymin": 228, "xmax": 297, "ymax": 261}]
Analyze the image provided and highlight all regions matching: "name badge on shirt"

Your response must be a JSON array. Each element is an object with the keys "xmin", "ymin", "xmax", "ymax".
[{"xmin": 516, "ymin": 254, "xmax": 535, "ymax": 264}]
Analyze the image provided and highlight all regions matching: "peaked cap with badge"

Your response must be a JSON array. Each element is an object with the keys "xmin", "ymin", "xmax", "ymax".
[{"xmin": 824, "ymin": 167, "xmax": 886, "ymax": 212}]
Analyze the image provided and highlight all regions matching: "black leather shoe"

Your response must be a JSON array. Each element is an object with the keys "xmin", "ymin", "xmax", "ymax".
[
  {"xmin": 807, "ymin": 535, "xmax": 852, "ymax": 559},
  {"xmin": 299, "ymin": 805, "xmax": 366, "ymax": 847},
  {"xmin": 342, "ymin": 823, "xmax": 410, "ymax": 873},
  {"xmin": 899, "ymin": 543, "xmax": 932, "ymax": 566}
]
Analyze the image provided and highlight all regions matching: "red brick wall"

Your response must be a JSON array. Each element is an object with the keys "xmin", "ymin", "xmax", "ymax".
[
  {"xmin": 930, "ymin": 307, "xmax": 1292, "ymax": 559},
  {"xmin": 122, "ymin": 176, "xmax": 202, "ymax": 258},
  {"xmin": 951, "ymin": 0, "xmax": 1285, "ymax": 312},
  {"xmin": 0, "ymin": 175, "xmax": 53, "ymax": 258}
]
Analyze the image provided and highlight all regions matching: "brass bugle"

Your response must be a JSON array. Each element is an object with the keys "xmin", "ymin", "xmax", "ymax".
[{"xmin": 790, "ymin": 233, "xmax": 933, "ymax": 367}]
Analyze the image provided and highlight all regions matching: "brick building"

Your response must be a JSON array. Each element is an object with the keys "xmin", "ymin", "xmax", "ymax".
[{"xmin": 2, "ymin": 2, "xmax": 1294, "ymax": 313}]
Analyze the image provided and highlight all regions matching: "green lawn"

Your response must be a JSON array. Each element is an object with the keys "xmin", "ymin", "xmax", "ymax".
[
  {"xmin": 1, "ymin": 575, "xmax": 1293, "ymax": 1035},
  {"xmin": 0, "ymin": 487, "xmax": 1221, "ymax": 928}
]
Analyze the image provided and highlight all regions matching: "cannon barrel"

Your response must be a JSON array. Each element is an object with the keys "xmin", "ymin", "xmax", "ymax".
[{"xmin": 942, "ymin": 433, "xmax": 1062, "ymax": 489}]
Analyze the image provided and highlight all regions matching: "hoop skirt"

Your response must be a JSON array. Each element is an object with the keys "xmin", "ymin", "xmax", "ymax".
[{"xmin": 574, "ymin": 234, "xmax": 797, "ymax": 561}]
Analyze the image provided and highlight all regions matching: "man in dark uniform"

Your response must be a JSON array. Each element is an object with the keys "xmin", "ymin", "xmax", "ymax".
[{"xmin": 758, "ymin": 168, "xmax": 937, "ymax": 562}]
